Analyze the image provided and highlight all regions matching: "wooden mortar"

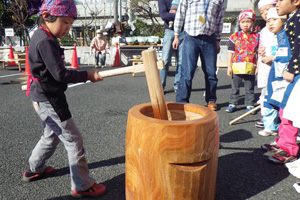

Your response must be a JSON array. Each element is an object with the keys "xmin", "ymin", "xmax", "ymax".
[
  {"xmin": 125, "ymin": 102, "xmax": 219, "ymax": 200},
  {"xmin": 125, "ymin": 49, "xmax": 219, "ymax": 200}
]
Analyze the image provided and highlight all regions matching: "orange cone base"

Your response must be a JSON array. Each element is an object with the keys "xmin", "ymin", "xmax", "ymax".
[
  {"xmin": 69, "ymin": 64, "xmax": 80, "ymax": 69},
  {"xmin": 22, "ymin": 46, "xmax": 31, "ymax": 75},
  {"xmin": 22, "ymin": 71, "xmax": 31, "ymax": 75},
  {"xmin": 70, "ymin": 45, "xmax": 80, "ymax": 69},
  {"xmin": 8, "ymin": 45, "xmax": 17, "ymax": 66},
  {"xmin": 7, "ymin": 62, "xmax": 17, "ymax": 66},
  {"xmin": 112, "ymin": 50, "xmax": 121, "ymax": 67}
]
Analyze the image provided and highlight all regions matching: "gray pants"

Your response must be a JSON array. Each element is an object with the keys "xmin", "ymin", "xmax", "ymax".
[
  {"xmin": 229, "ymin": 74, "xmax": 255, "ymax": 106},
  {"xmin": 28, "ymin": 101, "xmax": 95, "ymax": 191},
  {"xmin": 95, "ymin": 52, "xmax": 106, "ymax": 66}
]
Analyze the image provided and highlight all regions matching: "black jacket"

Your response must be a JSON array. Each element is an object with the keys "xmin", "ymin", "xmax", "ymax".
[{"xmin": 28, "ymin": 28, "xmax": 88, "ymax": 121}]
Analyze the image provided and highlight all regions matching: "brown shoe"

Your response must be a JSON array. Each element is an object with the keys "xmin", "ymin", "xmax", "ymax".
[{"xmin": 207, "ymin": 102, "xmax": 217, "ymax": 111}]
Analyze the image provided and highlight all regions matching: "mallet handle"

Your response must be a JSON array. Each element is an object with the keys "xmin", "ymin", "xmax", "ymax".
[
  {"xmin": 229, "ymin": 105, "xmax": 261, "ymax": 125},
  {"xmin": 142, "ymin": 49, "xmax": 169, "ymax": 120},
  {"xmin": 98, "ymin": 60, "xmax": 164, "ymax": 78}
]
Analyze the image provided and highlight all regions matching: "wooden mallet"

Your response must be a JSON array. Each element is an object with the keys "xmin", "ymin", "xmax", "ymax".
[
  {"xmin": 142, "ymin": 49, "xmax": 169, "ymax": 120},
  {"xmin": 98, "ymin": 60, "xmax": 164, "ymax": 78},
  {"xmin": 22, "ymin": 60, "xmax": 165, "ymax": 90},
  {"xmin": 229, "ymin": 105, "xmax": 261, "ymax": 125}
]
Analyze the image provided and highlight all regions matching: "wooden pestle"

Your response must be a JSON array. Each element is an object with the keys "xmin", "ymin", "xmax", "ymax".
[{"xmin": 142, "ymin": 49, "xmax": 169, "ymax": 120}]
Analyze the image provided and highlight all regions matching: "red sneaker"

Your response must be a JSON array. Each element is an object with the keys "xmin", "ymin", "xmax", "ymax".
[
  {"xmin": 71, "ymin": 183, "xmax": 106, "ymax": 198},
  {"xmin": 22, "ymin": 166, "xmax": 54, "ymax": 182}
]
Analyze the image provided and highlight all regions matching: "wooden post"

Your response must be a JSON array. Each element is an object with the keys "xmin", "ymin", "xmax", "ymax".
[{"xmin": 142, "ymin": 49, "xmax": 168, "ymax": 120}]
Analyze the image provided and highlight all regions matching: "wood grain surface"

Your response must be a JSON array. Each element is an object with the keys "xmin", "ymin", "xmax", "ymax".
[
  {"xmin": 142, "ymin": 49, "xmax": 169, "ymax": 120},
  {"xmin": 125, "ymin": 102, "xmax": 219, "ymax": 200}
]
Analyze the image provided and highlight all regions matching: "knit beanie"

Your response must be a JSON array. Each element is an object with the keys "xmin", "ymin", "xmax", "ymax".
[
  {"xmin": 258, "ymin": 0, "xmax": 277, "ymax": 9},
  {"xmin": 267, "ymin": 7, "xmax": 287, "ymax": 20},
  {"xmin": 238, "ymin": 9, "xmax": 256, "ymax": 22}
]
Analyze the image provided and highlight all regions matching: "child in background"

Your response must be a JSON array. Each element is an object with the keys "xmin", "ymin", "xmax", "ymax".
[
  {"xmin": 226, "ymin": 9, "xmax": 259, "ymax": 113},
  {"xmin": 258, "ymin": 8, "xmax": 286, "ymax": 137},
  {"xmin": 168, "ymin": 0, "xmax": 179, "ymax": 29},
  {"xmin": 24, "ymin": 0, "xmax": 106, "ymax": 198},
  {"xmin": 261, "ymin": 0, "xmax": 300, "ymax": 165},
  {"xmin": 255, "ymin": 0, "xmax": 277, "ymax": 129}
]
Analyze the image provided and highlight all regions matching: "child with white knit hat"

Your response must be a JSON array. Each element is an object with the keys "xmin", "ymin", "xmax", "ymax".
[
  {"xmin": 255, "ymin": 0, "xmax": 277, "ymax": 132},
  {"xmin": 258, "ymin": 0, "xmax": 277, "ymax": 20},
  {"xmin": 258, "ymin": 7, "xmax": 287, "ymax": 137}
]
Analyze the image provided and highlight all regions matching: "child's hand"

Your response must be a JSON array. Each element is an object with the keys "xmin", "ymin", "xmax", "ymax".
[
  {"xmin": 255, "ymin": 66, "xmax": 259, "ymax": 75},
  {"xmin": 283, "ymin": 71, "xmax": 294, "ymax": 83},
  {"xmin": 87, "ymin": 70, "xmax": 103, "ymax": 82},
  {"xmin": 227, "ymin": 67, "xmax": 232, "ymax": 77},
  {"xmin": 258, "ymin": 47, "xmax": 266, "ymax": 57},
  {"xmin": 169, "ymin": 10, "xmax": 176, "ymax": 14},
  {"xmin": 261, "ymin": 56, "xmax": 274, "ymax": 66}
]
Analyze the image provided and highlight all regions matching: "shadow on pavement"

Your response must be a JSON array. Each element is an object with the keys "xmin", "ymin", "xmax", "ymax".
[
  {"xmin": 46, "ymin": 174, "xmax": 126, "ymax": 200},
  {"xmin": 46, "ymin": 156, "xmax": 125, "ymax": 178},
  {"xmin": 216, "ymin": 129, "xmax": 290, "ymax": 199},
  {"xmin": 215, "ymin": 151, "xmax": 289, "ymax": 200},
  {"xmin": 46, "ymin": 156, "xmax": 126, "ymax": 200},
  {"xmin": 45, "ymin": 132, "xmax": 291, "ymax": 200}
]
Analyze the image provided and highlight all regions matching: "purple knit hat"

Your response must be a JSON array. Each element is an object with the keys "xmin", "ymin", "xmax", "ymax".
[{"xmin": 27, "ymin": 0, "xmax": 77, "ymax": 18}]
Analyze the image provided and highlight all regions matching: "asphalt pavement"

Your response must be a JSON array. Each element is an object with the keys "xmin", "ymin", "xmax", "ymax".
[{"xmin": 0, "ymin": 64, "xmax": 299, "ymax": 200}]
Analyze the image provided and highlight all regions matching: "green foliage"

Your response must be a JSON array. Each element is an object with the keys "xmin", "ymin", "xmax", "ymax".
[
  {"xmin": 26, "ymin": 14, "xmax": 38, "ymax": 26},
  {"xmin": 0, "ymin": 0, "xmax": 37, "ymax": 46},
  {"xmin": 123, "ymin": 24, "xmax": 131, "ymax": 36},
  {"xmin": 59, "ymin": 34, "xmax": 76, "ymax": 46},
  {"xmin": 132, "ymin": 19, "xmax": 164, "ymax": 38},
  {"xmin": 223, "ymin": 17, "xmax": 237, "ymax": 25}
]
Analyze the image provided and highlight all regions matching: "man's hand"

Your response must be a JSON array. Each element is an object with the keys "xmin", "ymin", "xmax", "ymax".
[
  {"xmin": 87, "ymin": 70, "xmax": 103, "ymax": 82},
  {"xmin": 173, "ymin": 35, "xmax": 179, "ymax": 50},
  {"xmin": 169, "ymin": 10, "xmax": 176, "ymax": 14}
]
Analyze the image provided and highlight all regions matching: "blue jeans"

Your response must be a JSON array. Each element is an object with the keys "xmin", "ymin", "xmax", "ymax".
[
  {"xmin": 263, "ymin": 108, "xmax": 279, "ymax": 131},
  {"xmin": 176, "ymin": 33, "xmax": 218, "ymax": 103},
  {"xmin": 160, "ymin": 29, "xmax": 184, "ymax": 90}
]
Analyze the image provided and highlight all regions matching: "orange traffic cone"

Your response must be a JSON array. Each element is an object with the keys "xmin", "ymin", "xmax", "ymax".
[
  {"xmin": 112, "ymin": 43, "xmax": 121, "ymax": 67},
  {"xmin": 8, "ymin": 45, "xmax": 17, "ymax": 66},
  {"xmin": 22, "ymin": 46, "xmax": 31, "ymax": 75},
  {"xmin": 70, "ymin": 44, "xmax": 80, "ymax": 69}
]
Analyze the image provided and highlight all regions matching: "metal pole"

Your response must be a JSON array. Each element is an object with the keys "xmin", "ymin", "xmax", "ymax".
[{"xmin": 119, "ymin": 0, "xmax": 122, "ymax": 22}]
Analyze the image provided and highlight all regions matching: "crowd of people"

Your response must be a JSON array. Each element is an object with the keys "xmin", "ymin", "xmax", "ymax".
[
  {"xmin": 158, "ymin": 0, "xmax": 300, "ymax": 194},
  {"xmin": 21, "ymin": 0, "xmax": 300, "ymax": 197}
]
